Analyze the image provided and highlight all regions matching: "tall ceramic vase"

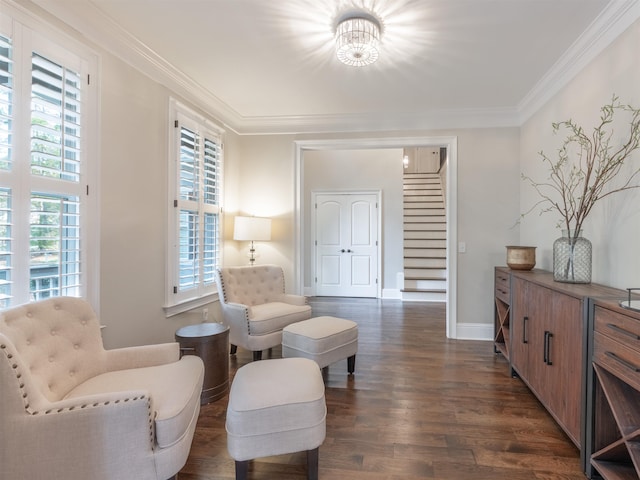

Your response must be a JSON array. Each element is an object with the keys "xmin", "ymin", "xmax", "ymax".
[{"xmin": 553, "ymin": 230, "xmax": 592, "ymax": 283}]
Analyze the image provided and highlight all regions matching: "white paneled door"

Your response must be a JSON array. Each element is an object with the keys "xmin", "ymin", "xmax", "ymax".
[{"xmin": 314, "ymin": 192, "xmax": 379, "ymax": 297}]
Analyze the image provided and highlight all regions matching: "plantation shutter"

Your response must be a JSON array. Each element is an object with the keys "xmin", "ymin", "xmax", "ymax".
[
  {"xmin": 28, "ymin": 52, "xmax": 83, "ymax": 300},
  {"xmin": 175, "ymin": 121, "xmax": 221, "ymax": 297}
]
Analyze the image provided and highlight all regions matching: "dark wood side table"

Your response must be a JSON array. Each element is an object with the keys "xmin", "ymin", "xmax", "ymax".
[{"xmin": 175, "ymin": 322, "xmax": 230, "ymax": 404}]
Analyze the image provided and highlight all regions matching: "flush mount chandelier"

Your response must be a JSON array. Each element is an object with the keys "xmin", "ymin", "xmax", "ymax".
[{"xmin": 335, "ymin": 14, "xmax": 381, "ymax": 67}]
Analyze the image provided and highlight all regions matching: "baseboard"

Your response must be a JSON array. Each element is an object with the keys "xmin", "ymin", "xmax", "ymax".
[
  {"xmin": 455, "ymin": 322, "xmax": 493, "ymax": 341},
  {"xmin": 381, "ymin": 288, "xmax": 401, "ymax": 299}
]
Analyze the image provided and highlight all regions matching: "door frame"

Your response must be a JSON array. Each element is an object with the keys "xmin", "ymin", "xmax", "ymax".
[
  {"xmin": 294, "ymin": 135, "xmax": 458, "ymax": 339},
  {"xmin": 311, "ymin": 189, "xmax": 382, "ymax": 298}
]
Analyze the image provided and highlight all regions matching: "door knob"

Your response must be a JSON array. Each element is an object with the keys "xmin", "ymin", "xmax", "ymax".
[{"xmin": 341, "ymin": 249, "xmax": 345, "ymax": 253}]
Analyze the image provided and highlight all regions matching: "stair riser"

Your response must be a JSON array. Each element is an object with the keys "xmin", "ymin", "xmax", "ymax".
[
  {"xmin": 404, "ymin": 239, "xmax": 446, "ymax": 248},
  {"xmin": 404, "ymin": 209, "xmax": 444, "ymax": 216},
  {"xmin": 403, "ymin": 179, "xmax": 441, "ymax": 185},
  {"xmin": 404, "ymin": 258, "xmax": 446, "ymax": 268},
  {"xmin": 404, "ymin": 216, "xmax": 445, "ymax": 224},
  {"xmin": 404, "ymin": 268, "xmax": 447, "ymax": 277},
  {"xmin": 404, "ymin": 187, "xmax": 443, "ymax": 194},
  {"xmin": 405, "ymin": 279, "xmax": 447, "ymax": 290},
  {"xmin": 404, "ymin": 223, "xmax": 446, "ymax": 231},
  {"xmin": 401, "ymin": 291, "xmax": 446, "ymax": 302},
  {"xmin": 404, "ymin": 248, "xmax": 446, "ymax": 258},
  {"xmin": 403, "ymin": 202, "xmax": 445, "ymax": 209},
  {"xmin": 404, "ymin": 231, "xmax": 446, "ymax": 240}
]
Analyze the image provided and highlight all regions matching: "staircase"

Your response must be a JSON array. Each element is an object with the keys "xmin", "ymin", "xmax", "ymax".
[{"xmin": 402, "ymin": 173, "xmax": 447, "ymax": 302}]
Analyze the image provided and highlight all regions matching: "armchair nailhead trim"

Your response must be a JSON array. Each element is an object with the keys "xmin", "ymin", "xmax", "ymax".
[
  {"xmin": 1, "ymin": 343, "xmax": 32, "ymax": 413},
  {"xmin": 34, "ymin": 395, "xmax": 149, "ymax": 416},
  {"xmin": 2, "ymin": 342, "xmax": 153, "ymax": 419}
]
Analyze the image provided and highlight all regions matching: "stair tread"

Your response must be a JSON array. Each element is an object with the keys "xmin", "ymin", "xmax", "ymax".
[
  {"xmin": 405, "ymin": 277, "xmax": 447, "ymax": 281},
  {"xmin": 401, "ymin": 288, "xmax": 447, "ymax": 293}
]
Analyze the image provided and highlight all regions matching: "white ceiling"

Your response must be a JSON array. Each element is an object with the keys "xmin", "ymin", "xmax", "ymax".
[{"xmin": 32, "ymin": 0, "xmax": 639, "ymax": 134}]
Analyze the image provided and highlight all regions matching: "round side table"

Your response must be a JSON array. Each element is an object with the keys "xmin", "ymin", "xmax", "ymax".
[{"xmin": 175, "ymin": 322, "xmax": 230, "ymax": 404}]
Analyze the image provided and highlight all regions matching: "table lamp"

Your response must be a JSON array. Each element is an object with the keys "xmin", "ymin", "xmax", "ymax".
[{"xmin": 233, "ymin": 216, "xmax": 272, "ymax": 265}]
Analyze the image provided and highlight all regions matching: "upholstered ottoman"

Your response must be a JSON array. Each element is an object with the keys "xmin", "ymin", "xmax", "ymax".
[
  {"xmin": 282, "ymin": 316, "xmax": 358, "ymax": 374},
  {"xmin": 226, "ymin": 357, "xmax": 326, "ymax": 480}
]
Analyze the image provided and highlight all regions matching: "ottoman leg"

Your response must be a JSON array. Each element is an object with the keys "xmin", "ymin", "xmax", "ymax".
[
  {"xmin": 252, "ymin": 350, "xmax": 262, "ymax": 361},
  {"xmin": 230, "ymin": 344, "xmax": 237, "ymax": 355},
  {"xmin": 347, "ymin": 354, "xmax": 356, "ymax": 374},
  {"xmin": 235, "ymin": 460, "xmax": 249, "ymax": 480},
  {"xmin": 307, "ymin": 447, "xmax": 319, "ymax": 480}
]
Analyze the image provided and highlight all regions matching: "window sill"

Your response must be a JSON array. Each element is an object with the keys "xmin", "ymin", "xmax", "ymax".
[{"xmin": 164, "ymin": 292, "xmax": 219, "ymax": 318}]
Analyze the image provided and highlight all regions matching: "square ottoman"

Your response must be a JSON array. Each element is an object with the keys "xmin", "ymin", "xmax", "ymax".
[
  {"xmin": 226, "ymin": 357, "xmax": 326, "ymax": 480},
  {"xmin": 282, "ymin": 316, "xmax": 358, "ymax": 374}
]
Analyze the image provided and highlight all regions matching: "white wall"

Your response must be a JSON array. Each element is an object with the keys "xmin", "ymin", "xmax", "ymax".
[
  {"xmin": 520, "ymin": 18, "xmax": 640, "ymax": 290},
  {"xmin": 98, "ymin": 53, "xmax": 234, "ymax": 348},
  {"xmin": 455, "ymin": 128, "xmax": 520, "ymax": 330}
]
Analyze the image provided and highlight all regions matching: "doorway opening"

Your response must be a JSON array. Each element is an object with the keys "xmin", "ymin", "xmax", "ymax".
[{"xmin": 294, "ymin": 136, "xmax": 458, "ymax": 339}]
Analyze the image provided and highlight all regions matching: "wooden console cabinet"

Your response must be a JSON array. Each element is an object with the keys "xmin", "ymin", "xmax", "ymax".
[
  {"xmin": 506, "ymin": 270, "xmax": 621, "ymax": 455},
  {"xmin": 587, "ymin": 297, "xmax": 640, "ymax": 479}
]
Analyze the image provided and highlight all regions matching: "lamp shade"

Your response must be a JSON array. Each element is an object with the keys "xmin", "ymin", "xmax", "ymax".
[{"xmin": 233, "ymin": 216, "xmax": 272, "ymax": 241}]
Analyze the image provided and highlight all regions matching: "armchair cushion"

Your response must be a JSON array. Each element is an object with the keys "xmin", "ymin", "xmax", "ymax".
[
  {"xmin": 249, "ymin": 302, "xmax": 312, "ymax": 336},
  {"xmin": 65, "ymin": 354, "xmax": 203, "ymax": 448}
]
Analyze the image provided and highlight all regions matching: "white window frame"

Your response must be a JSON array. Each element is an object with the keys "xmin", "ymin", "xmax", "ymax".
[
  {"xmin": 165, "ymin": 98, "xmax": 223, "ymax": 316},
  {"xmin": 0, "ymin": 6, "xmax": 99, "ymax": 309}
]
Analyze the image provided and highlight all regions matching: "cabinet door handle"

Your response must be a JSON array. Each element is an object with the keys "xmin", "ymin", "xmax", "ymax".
[
  {"xmin": 605, "ymin": 351, "xmax": 640, "ymax": 372},
  {"xmin": 522, "ymin": 316, "xmax": 528, "ymax": 344},
  {"xmin": 543, "ymin": 331, "xmax": 553, "ymax": 365},
  {"xmin": 606, "ymin": 323, "xmax": 640, "ymax": 340}
]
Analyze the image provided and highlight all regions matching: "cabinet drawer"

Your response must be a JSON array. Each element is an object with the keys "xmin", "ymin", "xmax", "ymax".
[
  {"xmin": 495, "ymin": 270, "xmax": 510, "ymax": 303},
  {"xmin": 594, "ymin": 306, "xmax": 640, "ymax": 354},
  {"xmin": 594, "ymin": 331, "xmax": 640, "ymax": 392}
]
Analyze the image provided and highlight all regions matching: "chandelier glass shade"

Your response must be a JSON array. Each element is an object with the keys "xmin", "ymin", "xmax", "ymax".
[{"xmin": 336, "ymin": 16, "xmax": 381, "ymax": 67}]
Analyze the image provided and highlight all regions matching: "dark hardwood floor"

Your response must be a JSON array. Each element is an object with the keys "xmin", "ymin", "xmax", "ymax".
[{"xmin": 179, "ymin": 297, "xmax": 585, "ymax": 480}]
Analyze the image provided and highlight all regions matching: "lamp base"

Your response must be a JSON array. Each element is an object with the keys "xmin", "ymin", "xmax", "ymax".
[{"xmin": 248, "ymin": 241, "xmax": 256, "ymax": 265}]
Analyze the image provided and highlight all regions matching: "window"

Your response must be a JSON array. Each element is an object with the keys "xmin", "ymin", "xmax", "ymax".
[
  {"xmin": 0, "ymin": 11, "xmax": 97, "ymax": 308},
  {"xmin": 167, "ymin": 99, "xmax": 223, "ymax": 313}
]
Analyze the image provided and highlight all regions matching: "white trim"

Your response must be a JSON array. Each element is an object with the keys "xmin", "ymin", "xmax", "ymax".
[
  {"xmin": 455, "ymin": 323, "xmax": 494, "ymax": 342},
  {"xmin": 163, "ymin": 292, "xmax": 218, "ymax": 317},
  {"xmin": 294, "ymin": 136, "xmax": 458, "ymax": 338},
  {"xmin": 382, "ymin": 288, "xmax": 402, "ymax": 300},
  {"xmin": 519, "ymin": 0, "xmax": 640, "ymax": 123}
]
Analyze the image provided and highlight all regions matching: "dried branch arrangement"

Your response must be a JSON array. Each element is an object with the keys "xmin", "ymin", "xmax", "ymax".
[{"xmin": 522, "ymin": 95, "xmax": 640, "ymax": 240}]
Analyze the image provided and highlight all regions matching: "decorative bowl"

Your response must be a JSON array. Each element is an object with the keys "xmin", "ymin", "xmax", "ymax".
[{"xmin": 506, "ymin": 246, "xmax": 536, "ymax": 270}]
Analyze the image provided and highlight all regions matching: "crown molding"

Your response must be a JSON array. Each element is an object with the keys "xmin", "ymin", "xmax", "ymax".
[
  {"xmin": 518, "ymin": 0, "xmax": 640, "ymax": 123},
  {"xmin": 230, "ymin": 107, "xmax": 521, "ymax": 135}
]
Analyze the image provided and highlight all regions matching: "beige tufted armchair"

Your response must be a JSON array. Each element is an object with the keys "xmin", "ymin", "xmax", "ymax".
[
  {"xmin": 0, "ymin": 297, "xmax": 204, "ymax": 480},
  {"xmin": 214, "ymin": 265, "xmax": 312, "ymax": 361}
]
